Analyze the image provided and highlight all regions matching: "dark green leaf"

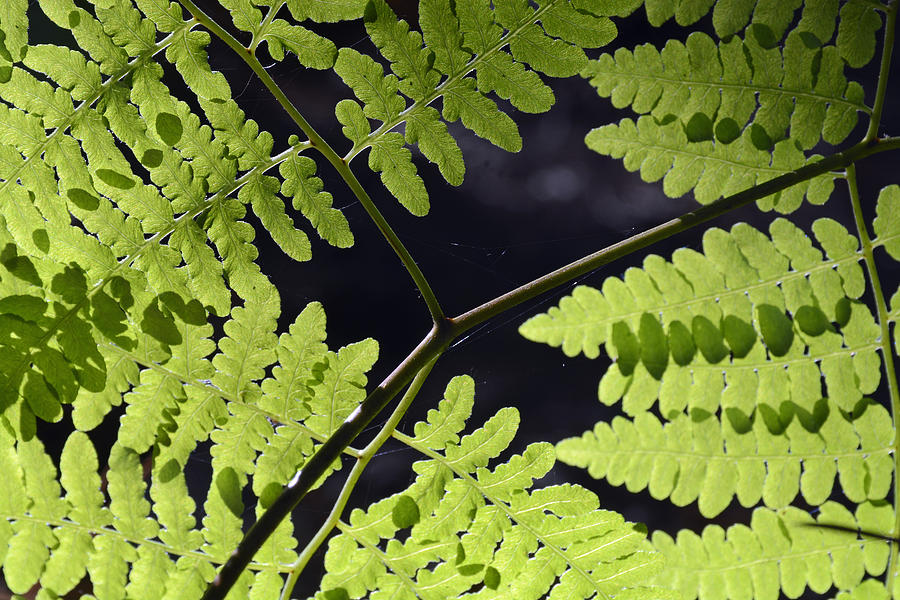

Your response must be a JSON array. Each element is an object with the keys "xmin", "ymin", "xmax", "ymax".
[
  {"xmin": 155, "ymin": 112, "xmax": 183, "ymax": 146},
  {"xmin": 215, "ymin": 467, "xmax": 244, "ymax": 518},
  {"xmin": 691, "ymin": 315, "xmax": 728, "ymax": 363},
  {"xmin": 795, "ymin": 305, "xmax": 828, "ymax": 336},
  {"xmin": 391, "ymin": 494, "xmax": 420, "ymax": 528},
  {"xmin": 757, "ymin": 304, "xmax": 793, "ymax": 357},
  {"xmin": 611, "ymin": 321, "xmax": 639, "ymax": 375},
  {"xmin": 95, "ymin": 168, "xmax": 135, "ymax": 190},
  {"xmin": 66, "ymin": 188, "xmax": 99, "ymax": 210},
  {"xmin": 140, "ymin": 148, "xmax": 163, "ymax": 168}
]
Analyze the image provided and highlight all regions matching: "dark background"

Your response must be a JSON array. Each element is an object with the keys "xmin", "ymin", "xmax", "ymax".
[{"xmin": 12, "ymin": 1, "xmax": 900, "ymax": 598}]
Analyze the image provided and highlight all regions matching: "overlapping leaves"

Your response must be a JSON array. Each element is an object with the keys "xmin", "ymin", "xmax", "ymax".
[
  {"xmin": 583, "ymin": 2, "xmax": 882, "ymax": 213},
  {"xmin": 524, "ymin": 188, "xmax": 900, "ymax": 599},
  {"xmin": 0, "ymin": 297, "xmax": 379, "ymax": 598},
  {"xmin": 316, "ymin": 375, "xmax": 668, "ymax": 600},
  {"xmin": 650, "ymin": 501, "xmax": 894, "ymax": 599},
  {"xmin": 335, "ymin": 0, "xmax": 618, "ymax": 215},
  {"xmin": 0, "ymin": 0, "xmax": 356, "ymax": 436}
]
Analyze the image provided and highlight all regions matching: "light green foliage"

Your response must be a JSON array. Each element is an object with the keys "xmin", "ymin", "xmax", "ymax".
[
  {"xmin": 585, "ymin": 30, "xmax": 866, "ymax": 150},
  {"xmin": 651, "ymin": 501, "xmax": 894, "ymax": 599},
  {"xmin": 0, "ymin": 0, "xmax": 897, "ymax": 598},
  {"xmin": 0, "ymin": 299, "xmax": 378, "ymax": 597},
  {"xmin": 582, "ymin": 0, "xmax": 881, "ymax": 213},
  {"xmin": 334, "ymin": 0, "xmax": 617, "ymax": 214},
  {"xmin": 316, "ymin": 376, "xmax": 668, "ymax": 600},
  {"xmin": 526, "ymin": 171, "xmax": 900, "ymax": 595}
]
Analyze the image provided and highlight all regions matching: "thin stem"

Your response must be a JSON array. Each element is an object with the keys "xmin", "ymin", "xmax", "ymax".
[
  {"xmin": 866, "ymin": 0, "xmax": 897, "ymax": 141},
  {"xmin": 847, "ymin": 165, "xmax": 900, "ymax": 594},
  {"xmin": 452, "ymin": 138, "xmax": 900, "ymax": 333},
  {"xmin": 251, "ymin": 0, "xmax": 285, "ymax": 52},
  {"xmin": 202, "ymin": 136, "xmax": 900, "ymax": 600},
  {"xmin": 202, "ymin": 321, "xmax": 452, "ymax": 600},
  {"xmin": 279, "ymin": 359, "xmax": 438, "ymax": 600},
  {"xmin": 174, "ymin": 0, "xmax": 445, "ymax": 324}
]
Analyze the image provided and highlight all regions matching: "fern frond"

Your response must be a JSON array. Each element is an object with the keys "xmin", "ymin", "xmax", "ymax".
[
  {"xmin": 610, "ymin": 0, "xmax": 882, "ymax": 51},
  {"xmin": 584, "ymin": 30, "xmax": 867, "ymax": 151},
  {"xmin": 650, "ymin": 501, "xmax": 893, "ymax": 599},
  {"xmin": 585, "ymin": 115, "xmax": 836, "ymax": 212},
  {"xmin": 315, "ymin": 375, "xmax": 668, "ymax": 600},
  {"xmin": 524, "ymin": 202, "xmax": 898, "ymax": 517},
  {"xmin": 220, "ymin": 0, "xmax": 341, "ymax": 68},
  {"xmin": 522, "ymin": 214, "xmax": 881, "ymax": 417},
  {"xmin": 336, "ymin": 0, "xmax": 616, "ymax": 213},
  {"xmin": 557, "ymin": 402, "xmax": 892, "ymax": 517}
]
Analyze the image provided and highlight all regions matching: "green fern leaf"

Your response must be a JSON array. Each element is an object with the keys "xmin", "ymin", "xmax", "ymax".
[
  {"xmin": 650, "ymin": 501, "xmax": 893, "ymax": 599},
  {"xmin": 119, "ymin": 370, "xmax": 185, "ymax": 454},
  {"xmin": 307, "ymin": 338, "xmax": 379, "ymax": 437},
  {"xmin": 335, "ymin": 48, "xmax": 406, "ymax": 123},
  {"xmin": 365, "ymin": 0, "xmax": 441, "ymax": 100},
  {"xmin": 260, "ymin": 301, "xmax": 328, "ymax": 419},
  {"xmin": 336, "ymin": 0, "xmax": 615, "ymax": 211},
  {"xmin": 151, "ymin": 463, "xmax": 204, "ymax": 553},
  {"xmin": 198, "ymin": 97, "xmax": 275, "ymax": 171},
  {"xmin": 202, "ymin": 472, "xmax": 246, "ymax": 561},
  {"xmin": 211, "ymin": 297, "xmax": 279, "ymax": 401},
  {"xmin": 134, "ymin": 0, "xmax": 185, "ymax": 32},
  {"xmin": 317, "ymin": 376, "xmax": 667, "ymax": 600},
  {"xmin": 94, "ymin": 0, "xmax": 158, "ymax": 57},
  {"xmin": 443, "ymin": 78, "xmax": 522, "ymax": 152},
  {"xmin": 107, "ymin": 443, "xmax": 158, "ymax": 539},
  {"xmin": 836, "ymin": 1, "xmax": 882, "ymax": 68},
  {"xmin": 252, "ymin": 302, "xmax": 329, "ymax": 494},
  {"xmin": 280, "ymin": 153, "xmax": 354, "ymax": 248},
  {"xmin": 617, "ymin": 0, "xmax": 863, "ymax": 46},
  {"xmin": 411, "ymin": 374, "xmax": 476, "ymax": 451},
  {"xmin": 558, "ymin": 402, "xmax": 892, "ymax": 517},
  {"xmin": 243, "ymin": 173, "xmax": 313, "ymax": 262},
  {"xmin": 524, "ymin": 211, "xmax": 894, "ymax": 517},
  {"xmin": 0, "ymin": 0, "xmax": 27, "ymax": 62},
  {"xmin": 522, "ymin": 216, "xmax": 876, "ymax": 375},
  {"xmin": 285, "ymin": 0, "xmax": 366, "ymax": 21},
  {"xmin": 220, "ymin": 0, "xmax": 337, "ymax": 68},
  {"xmin": 585, "ymin": 115, "xmax": 836, "ymax": 211},
  {"xmin": 259, "ymin": 19, "xmax": 336, "ymax": 68},
  {"xmin": 40, "ymin": 1, "xmax": 129, "ymax": 73},
  {"xmin": 873, "ymin": 185, "xmax": 900, "ymax": 261},
  {"xmin": 584, "ymin": 30, "xmax": 866, "ymax": 151},
  {"xmin": 165, "ymin": 28, "xmax": 231, "ymax": 101}
]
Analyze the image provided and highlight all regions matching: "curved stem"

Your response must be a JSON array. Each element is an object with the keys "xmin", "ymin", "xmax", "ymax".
[
  {"xmin": 202, "ymin": 321, "xmax": 452, "ymax": 600},
  {"xmin": 279, "ymin": 358, "xmax": 438, "ymax": 600},
  {"xmin": 202, "ymin": 136, "xmax": 900, "ymax": 600},
  {"xmin": 865, "ymin": 0, "xmax": 897, "ymax": 141},
  {"xmin": 847, "ymin": 165, "xmax": 900, "ymax": 593},
  {"xmin": 452, "ymin": 138, "xmax": 900, "ymax": 333},
  {"xmin": 174, "ymin": 0, "xmax": 445, "ymax": 324}
]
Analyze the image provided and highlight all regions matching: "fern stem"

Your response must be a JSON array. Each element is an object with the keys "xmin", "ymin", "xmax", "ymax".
[
  {"xmin": 846, "ymin": 164, "xmax": 900, "ymax": 593},
  {"xmin": 173, "ymin": 0, "xmax": 446, "ymax": 324},
  {"xmin": 866, "ymin": 0, "xmax": 897, "ymax": 141},
  {"xmin": 450, "ymin": 138, "xmax": 900, "ymax": 333},
  {"xmin": 251, "ymin": 0, "xmax": 286, "ymax": 52},
  {"xmin": 279, "ymin": 358, "xmax": 438, "ymax": 600},
  {"xmin": 202, "ymin": 136, "xmax": 900, "ymax": 600},
  {"xmin": 201, "ymin": 321, "xmax": 452, "ymax": 600},
  {"xmin": 346, "ymin": 0, "xmax": 559, "ymax": 162}
]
